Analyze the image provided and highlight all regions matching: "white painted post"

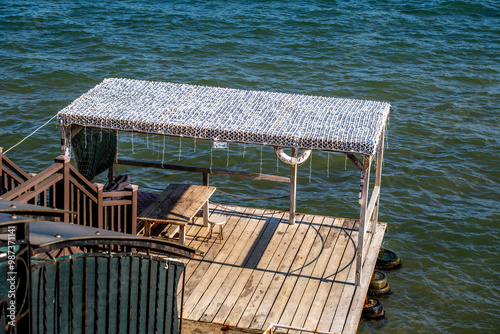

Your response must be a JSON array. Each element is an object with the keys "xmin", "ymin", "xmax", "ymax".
[
  {"xmin": 373, "ymin": 129, "xmax": 385, "ymax": 235},
  {"xmin": 356, "ymin": 155, "xmax": 372, "ymax": 286},
  {"xmin": 289, "ymin": 148, "xmax": 297, "ymax": 225},
  {"xmin": 60, "ymin": 126, "xmax": 70, "ymax": 156},
  {"xmin": 203, "ymin": 172, "xmax": 210, "ymax": 227}
]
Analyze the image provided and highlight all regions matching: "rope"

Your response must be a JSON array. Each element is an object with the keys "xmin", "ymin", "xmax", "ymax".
[{"xmin": 4, "ymin": 114, "xmax": 58, "ymax": 154}]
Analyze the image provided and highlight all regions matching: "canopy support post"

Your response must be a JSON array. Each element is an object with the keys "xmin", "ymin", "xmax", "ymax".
[
  {"xmin": 203, "ymin": 172, "xmax": 210, "ymax": 227},
  {"xmin": 373, "ymin": 129, "xmax": 385, "ymax": 235},
  {"xmin": 60, "ymin": 125, "xmax": 70, "ymax": 156},
  {"xmin": 356, "ymin": 154, "xmax": 372, "ymax": 286},
  {"xmin": 289, "ymin": 148, "xmax": 297, "ymax": 225}
]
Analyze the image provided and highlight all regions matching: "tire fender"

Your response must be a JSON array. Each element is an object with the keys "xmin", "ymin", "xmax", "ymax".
[{"xmin": 274, "ymin": 147, "xmax": 312, "ymax": 165}]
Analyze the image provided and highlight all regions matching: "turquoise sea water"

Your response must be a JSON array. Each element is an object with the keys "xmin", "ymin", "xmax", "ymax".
[{"xmin": 1, "ymin": 1, "xmax": 499, "ymax": 332}]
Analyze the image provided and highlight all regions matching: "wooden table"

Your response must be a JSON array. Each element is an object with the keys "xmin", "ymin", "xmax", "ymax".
[{"xmin": 137, "ymin": 184, "xmax": 216, "ymax": 245}]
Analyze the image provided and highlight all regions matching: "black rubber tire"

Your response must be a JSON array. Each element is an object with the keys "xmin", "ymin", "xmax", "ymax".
[
  {"xmin": 362, "ymin": 298, "xmax": 383, "ymax": 318},
  {"xmin": 369, "ymin": 270, "xmax": 387, "ymax": 290},
  {"xmin": 365, "ymin": 309, "xmax": 386, "ymax": 320},
  {"xmin": 375, "ymin": 248, "xmax": 401, "ymax": 270},
  {"xmin": 368, "ymin": 282, "xmax": 391, "ymax": 296}
]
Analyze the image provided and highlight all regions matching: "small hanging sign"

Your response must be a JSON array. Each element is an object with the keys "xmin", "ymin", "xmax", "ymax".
[{"xmin": 212, "ymin": 141, "xmax": 228, "ymax": 149}]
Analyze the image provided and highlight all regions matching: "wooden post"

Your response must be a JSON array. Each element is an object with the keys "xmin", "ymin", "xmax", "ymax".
[
  {"xmin": 372, "ymin": 129, "xmax": 385, "ymax": 235},
  {"xmin": 289, "ymin": 148, "xmax": 298, "ymax": 225},
  {"xmin": 126, "ymin": 184, "xmax": 138, "ymax": 235},
  {"xmin": 356, "ymin": 155, "xmax": 372, "ymax": 286},
  {"xmin": 61, "ymin": 126, "xmax": 70, "ymax": 156},
  {"xmin": 0, "ymin": 147, "xmax": 3, "ymax": 195},
  {"xmin": 203, "ymin": 172, "xmax": 210, "ymax": 227},
  {"xmin": 54, "ymin": 155, "xmax": 71, "ymax": 222},
  {"xmin": 95, "ymin": 183, "xmax": 104, "ymax": 229}
]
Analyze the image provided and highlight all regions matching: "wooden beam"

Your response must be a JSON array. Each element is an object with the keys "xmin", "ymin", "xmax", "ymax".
[
  {"xmin": 117, "ymin": 158, "xmax": 290, "ymax": 183},
  {"xmin": 69, "ymin": 125, "xmax": 84, "ymax": 139},
  {"xmin": 203, "ymin": 173, "xmax": 210, "ymax": 227},
  {"xmin": 345, "ymin": 153, "xmax": 363, "ymax": 171},
  {"xmin": 289, "ymin": 148, "xmax": 298, "ymax": 225},
  {"xmin": 366, "ymin": 186, "xmax": 380, "ymax": 225},
  {"xmin": 372, "ymin": 129, "xmax": 385, "ymax": 235},
  {"xmin": 356, "ymin": 155, "xmax": 372, "ymax": 286}
]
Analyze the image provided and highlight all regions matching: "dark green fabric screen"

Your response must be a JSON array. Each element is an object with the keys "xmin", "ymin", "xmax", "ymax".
[
  {"xmin": 31, "ymin": 253, "xmax": 184, "ymax": 334},
  {"xmin": 71, "ymin": 126, "xmax": 117, "ymax": 182}
]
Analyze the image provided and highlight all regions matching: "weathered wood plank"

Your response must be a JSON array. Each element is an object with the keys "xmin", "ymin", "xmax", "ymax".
[
  {"xmin": 275, "ymin": 216, "xmax": 339, "ymax": 329},
  {"xmin": 209, "ymin": 211, "xmax": 284, "ymax": 325},
  {"xmin": 249, "ymin": 214, "xmax": 312, "ymax": 329},
  {"xmin": 316, "ymin": 220, "xmax": 359, "ymax": 331},
  {"xmin": 177, "ymin": 205, "xmax": 386, "ymax": 334},
  {"xmin": 236, "ymin": 213, "xmax": 304, "ymax": 329},
  {"xmin": 300, "ymin": 219, "xmax": 355, "ymax": 331},
  {"xmin": 342, "ymin": 222, "xmax": 386, "ymax": 334},
  {"xmin": 286, "ymin": 217, "xmax": 344, "ymax": 331},
  {"xmin": 198, "ymin": 209, "xmax": 279, "ymax": 323},
  {"xmin": 261, "ymin": 214, "xmax": 322, "ymax": 328},
  {"xmin": 219, "ymin": 212, "xmax": 290, "ymax": 327},
  {"xmin": 140, "ymin": 184, "xmax": 215, "ymax": 224},
  {"xmin": 330, "ymin": 219, "xmax": 370, "ymax": 332},
  {"xmin": 187, "ymin": 208, "xmax": 269, "ymax": 321},
  {"xmin": 184, "ymin": 207, "xmax": 258, "ymax": 317},
  {"xmin": 183, "ymin": 206, "xmax": 243, "ymax": 301},
  {"xmin": 117, "ymin": 158, "xmax": 291, "ymax": 183}
]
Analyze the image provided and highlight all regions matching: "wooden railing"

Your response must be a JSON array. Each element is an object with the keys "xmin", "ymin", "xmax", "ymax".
[
  {"xmin": 0, "ymin": 147, "xmax": 31, "ymax": 195},
  {"xmin": 0, "ymin": 153, "xmax": 138, "ymax": 235}
]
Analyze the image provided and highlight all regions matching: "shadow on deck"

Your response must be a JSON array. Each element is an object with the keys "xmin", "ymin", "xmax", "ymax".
[{"xmin": 172, "ymin": 204, "xmax": 385, "ymax": 334}]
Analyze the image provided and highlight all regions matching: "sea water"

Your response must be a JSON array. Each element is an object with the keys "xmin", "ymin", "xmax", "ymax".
[{"xmin": 1, "ymin": 1, "xmax": 499, "ymax": 332}]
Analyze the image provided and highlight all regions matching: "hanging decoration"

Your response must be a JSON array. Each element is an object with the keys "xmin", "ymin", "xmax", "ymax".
[
  {"xmin": 162, "ymin": 135, "xmax": 166, "ymax": 167},
  {"xmin": 210, "ymin": 148, "xmax": 213, "ymax": 172},
  {"xmin": 178, "ymin": 136, "xmax": 182, "ymax": 161},
  {"xmin": 309, "ymin": 152, "xmax": 313, "ymax": 183},
  {"xmin": 260, "ymin": 146, "xmax": 263, "ymax": 174},
  {"xmin": 327, "ymin": 152, "xmax": 330, "ymax": 178},
  {"xmin": 213, "ymin": 141, "xmax": 228, "ymax": 149},
  {"xmin": 131, "ymin": 131, "xmax": 135, "ymax": 154}
]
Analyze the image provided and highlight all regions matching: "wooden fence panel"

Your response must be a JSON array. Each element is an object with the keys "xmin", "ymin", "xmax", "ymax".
[{"xmin": 0, "ymin": 153, "xmax": 138, "ymax": 236}]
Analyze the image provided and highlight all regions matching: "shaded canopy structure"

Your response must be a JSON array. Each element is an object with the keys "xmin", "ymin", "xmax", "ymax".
[
  {"xmin": 57, "ymin": 78, "xmax": 391, "ymax": 285},
  {"xmin": 58, "ymin": 78, "xmax": 389, "ymax": 155}
]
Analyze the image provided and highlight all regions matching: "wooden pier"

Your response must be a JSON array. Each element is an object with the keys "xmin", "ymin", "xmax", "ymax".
[{"xmin": 166, "ymin": 204, "xmax": 385, "ymax": 334}]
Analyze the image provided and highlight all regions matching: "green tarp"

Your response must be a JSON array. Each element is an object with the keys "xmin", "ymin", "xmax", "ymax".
[{"xmin": 28, "ymin": 254, "xmax": 184, "ymax": 334}]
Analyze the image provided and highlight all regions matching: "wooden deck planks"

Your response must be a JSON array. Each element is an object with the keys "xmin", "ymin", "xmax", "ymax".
[
  {"xmin": 249, "ymin": 213, "xmax": 313, "ymax": 329},
  {"xmin": 277, "ymin": 216, "xmax": 336, "ymax": 329},
  {"xmin": 222, "ymin": 212, "xmax": 292, "ymax": 327},
  {"xmin": 209, "ymin": 211, "xmax": 284, "ymax": 325},
  {"xmin": 198, "ymin": 209, "xmax": 278, "ymax": 323},
  {"xmin": 183, "ymin": 207, "xmax": 252, "ymax": 313},
  {"xmin": 176, "ymin": 205, "xmax": 386, "ymax": 334},
  {"xmin": 342, "ymin": 222, "xmax": 387, "ymax": 334},
  {"xmin": 289, "ymin": 217, "xmax": 347, "ymax": 331},
  {"xmin": 261, "ymin": 214, "xmax": 324, "ymax": 329},
  {"xmin": 316, "ymin": 220, "xmax": 359, "ymax": 331},
  {"xmin": 187, "ymin": 207, "xmax": 268, "ymax": 320}
]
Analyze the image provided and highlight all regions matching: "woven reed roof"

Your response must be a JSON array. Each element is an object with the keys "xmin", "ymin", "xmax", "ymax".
[{"xmin": 57, "ymin": 78, "xmax": 390, "ymax": 155}]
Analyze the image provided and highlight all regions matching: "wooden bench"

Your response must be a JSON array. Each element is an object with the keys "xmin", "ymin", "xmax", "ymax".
[{"xmin": 137, "ymin": 184, "xmax": 216, "ymax": 245}]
